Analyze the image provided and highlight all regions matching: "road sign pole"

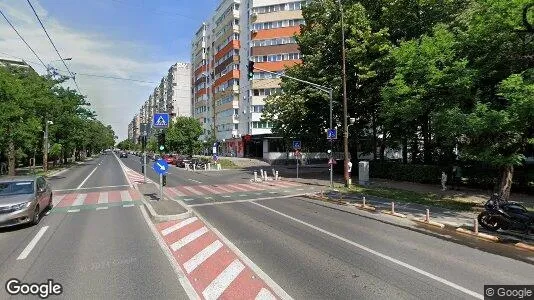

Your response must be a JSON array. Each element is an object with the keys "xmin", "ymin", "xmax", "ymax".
[
  {"xmin": 296, "ymin": 154, "xmax": 299, "ymax": 179},
  {"xmin": 143, "ymin": 153, "xmax": 146, "ymax": 184},
  {"xmin": 159, "ymin": 173, "xmax": 163, "ymax": 201}
]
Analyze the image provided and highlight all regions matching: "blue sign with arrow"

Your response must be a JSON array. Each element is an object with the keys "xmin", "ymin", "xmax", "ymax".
[
  {"xmin": 152, "ymin": 159, "xmax": 169, "ymax": 175},
  {"xmin": 292, "ymin": 140, "xmax": 301, "ymax": 150},
  {"xmin": 153, "ymin": 113, "xmax": 170, "ymax": 128},
  {"xmin": 327, "ymin": 128, "xmax": 337, "ymax": 140}
]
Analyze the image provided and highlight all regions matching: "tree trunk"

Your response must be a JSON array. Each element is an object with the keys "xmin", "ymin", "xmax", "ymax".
[
  {"xmin": 498, "ymin": 165, "xmax": 514, "ymax": 201},
  {"xmin": 422, "ymin": 115, "xmax": 432, "ymax": 164},
  {"xmin": 372, "ymin": 114, "xmax": 378, "ymax": 160},
  {"xmin": 402, "ymin": 136, "xmax": 408, "ymax": 164},
  {"xmin": 7, "ymin": 140, "xmax": 16, "ymax": 176}
]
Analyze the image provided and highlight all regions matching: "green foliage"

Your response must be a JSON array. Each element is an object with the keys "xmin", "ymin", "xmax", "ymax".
[
  {"xmin": 0, "ymin": 65, "xmax": 115, "ymax": 174},
  {"xmin": 166, "ymin": 117, "xmax": 203, "ymax": 156},
  {"xmin": 49, "ymin": 143, "xmax": 63, "ymax": 160}
]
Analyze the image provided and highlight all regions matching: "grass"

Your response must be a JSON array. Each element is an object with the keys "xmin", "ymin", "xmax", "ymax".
[
  {"xmin": 217, "ymin": 158, "xmax": 239, "ymax": 169},
  {"xmin": 335, "ymin": 184, "xmax": 480, "ymax": 211}
]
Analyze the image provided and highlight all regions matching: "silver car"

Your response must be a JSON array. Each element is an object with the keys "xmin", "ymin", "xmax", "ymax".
[{"xmin": 0, "ymin": 176, "xmax": 53, "ymax": 228}]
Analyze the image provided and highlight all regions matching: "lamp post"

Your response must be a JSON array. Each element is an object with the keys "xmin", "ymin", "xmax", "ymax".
[
  {"xmin": 43, "ymin": 120, "xmax": 53, "ymax": 173},
  {"xmin": 337, "ymin": 0, "xmax": 350, "ymax": 187}
]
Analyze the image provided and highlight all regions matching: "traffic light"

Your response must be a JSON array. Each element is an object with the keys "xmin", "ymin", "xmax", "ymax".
[
  {"xmin": 247, "ymin": 61, "xmax": 255, "ymax": 80},
  {"xmin": 158, "ymin": 132, "xmax": 165, "ymax": 150}
]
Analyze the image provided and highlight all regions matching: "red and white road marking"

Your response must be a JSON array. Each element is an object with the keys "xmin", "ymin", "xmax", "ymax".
[
  {"xmin": 156, "ymin": 217, "xmax": 279, "ymax": 300},
  {"xmin": 163, "ymin": 181, "xmax": 303, "ymax": 198},
  {"xmin": 53, "ymin": 189, "xmax": 141, "ymax": 208}
]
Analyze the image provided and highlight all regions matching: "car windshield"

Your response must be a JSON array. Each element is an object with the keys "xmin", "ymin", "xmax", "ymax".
[{"xmin": 0, "ymin": 181, "xmax": 34, "ymax": 196}]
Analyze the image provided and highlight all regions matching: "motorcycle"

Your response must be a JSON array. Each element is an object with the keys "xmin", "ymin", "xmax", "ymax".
[{"xmin": 478, "ymin": 194, "xmax": 534, "ymax": 234}]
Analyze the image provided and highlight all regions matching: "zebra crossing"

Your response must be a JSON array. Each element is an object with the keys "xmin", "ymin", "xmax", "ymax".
[
  {"xmin": 164, "ymin": 180, "xmax": 303, "ymax": 198},
  {"xmin": 51, "ymin": 189, "xmax": 142, "ymax": 212}
]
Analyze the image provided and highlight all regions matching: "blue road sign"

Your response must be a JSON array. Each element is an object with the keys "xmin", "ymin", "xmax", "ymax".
[
  {"xmin": 292, "ymin": 140, "xmax": 301, "ymax": 150},
  {"xmin": 153, "ymin": 113, "xmax": 170, "ymax": 128},
  {"xmin": 213, "ymin": 154, "xmax": 219, "ymax": 161},
  {"xmin": 152, "ymin": 159, "xmax": 169, "ymax": 175},
  {"xmin": 327, "ymin": 128, "xmax": 337, "ymax": 140}
]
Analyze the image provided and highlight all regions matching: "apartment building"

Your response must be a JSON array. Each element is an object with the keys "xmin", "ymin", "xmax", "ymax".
[
  {"xmin": 129, "ymin": 62, "xmax": 191, "ymax": 144},
  {"xmin": 191, "ymin": 0, "xmax": 305, "ymax": 158}
]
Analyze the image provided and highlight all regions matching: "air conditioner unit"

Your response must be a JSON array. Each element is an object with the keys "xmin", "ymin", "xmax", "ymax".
[
  {"xmin": 251, "ymin": 29, "xmax": 258, "ymax": 34},
  {"xmin": 250, "ymin": 12, "xmax": 258, "ymax": 22}
]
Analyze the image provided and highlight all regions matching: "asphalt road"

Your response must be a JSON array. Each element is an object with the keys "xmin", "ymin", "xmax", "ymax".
[{"xmin": 0, "ymin": 153, "xmax": 187, "ymax": 299}]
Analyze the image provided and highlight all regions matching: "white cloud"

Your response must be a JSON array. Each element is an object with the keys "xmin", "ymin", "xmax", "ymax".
[{"xmin": 0, "ymin": 1, "xmax": 182, "ymax": 140}]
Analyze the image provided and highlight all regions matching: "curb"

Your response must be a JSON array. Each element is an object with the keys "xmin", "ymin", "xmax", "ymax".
[
  {"xmin": 381, "ymin": 210, "xmax": 408, "ymax": 218},
  {"xmin": 515, "ymin": 242, "xmax": 534, "ymax": 252},
  {"xmin": 141, "ymin": 198, "xmax": 192, "ymax": 222},
  {"xmin": 353, "ymin": 203, "xmax": 377, "ymax": 212},
  {"xmin": 456, "ymin": 228, "xmax": 500, "ymax": 242},
  {"xmin": 412, "ymin": 219, "xmax": 446, "ymax": 229}
]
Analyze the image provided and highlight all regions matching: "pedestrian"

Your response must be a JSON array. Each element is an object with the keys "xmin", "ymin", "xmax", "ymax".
[
  {"xmin": 441, "ymin": 171, "xmax": 448, "ymax": 191},
  {"xmin": 347, "ymin": 160, "xmax": 353, "ymax": 178}
]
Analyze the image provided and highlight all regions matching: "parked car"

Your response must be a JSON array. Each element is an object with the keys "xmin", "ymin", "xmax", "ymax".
[
  {"xmin": 119, "ymin": 151, "xmax": 128, "ymax": 158},
  {"xmin": 174, "ymin": 155, "xmax": 192, "ymax": 168},
  {"xmin": 163, "ymin": 155, "xmax": 176, "ymax": 165},
  {"xmin": 0, "ymin": 176, "xmax": 53, "ymax": 227}
]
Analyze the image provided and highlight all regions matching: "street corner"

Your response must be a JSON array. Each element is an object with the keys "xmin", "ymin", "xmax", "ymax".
[{"xmin": 154, "ymin": 216, "xmax": 282, "ymax": 300}]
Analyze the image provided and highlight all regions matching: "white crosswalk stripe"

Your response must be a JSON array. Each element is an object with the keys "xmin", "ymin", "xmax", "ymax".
[
  {"xmin": 202, "ymin": 259, "xmax": 245, "ymax": 300},
  {"xmin": 72, "ymin": 194, "xmax": 87, "ymax": 206},
  {"xmin": 183, "ymin": 240, "xmax": 223, "ymax": 273},
  {"xmin": 170, "ymin": 227, "xmax": 209, "ymax": 251},
  {"xmin": 98, "ymin": 192, "xmax": 108, "ymax": 204}
]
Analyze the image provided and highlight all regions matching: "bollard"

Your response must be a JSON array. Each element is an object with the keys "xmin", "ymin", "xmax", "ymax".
[
  {"xmin": 391, "ymin": 202, "xmax": 395, "ymax": 214},
  {"xmin": 208, "ymin": 163, "xmax": 211, "ymax": 170},
  {"xmin": 193, "ymin": 164, "xmax": 196, "ymax": 171},
  {"xmin": 275, "ymin": 171, "xmax": 279, "ymax": 180},
  {"xmin": 204, "ymin": 164, "xmax": 207, "ymax": 170},
  {"xmin": 217, "ymin": 163, "xmax": 221, "ymax": 170},
  {"xmin": 473, "ymin": 218, "xmax": 479, "ymax": 234},
  {"xmin": 254, "ymin": 171, "xmax": 258, "ymax": 182},
  {"xmin": 425, "ymin": 209, "xmax": 430, "ymax": 222},
  {"xmin": 362, "ymin": 196, "xmax": 366, "ymax": 207}
]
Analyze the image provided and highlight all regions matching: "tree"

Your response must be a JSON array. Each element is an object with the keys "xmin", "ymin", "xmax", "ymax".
[
  {"xmin": 166, "ymin": 117, "xmax": 203, "ymax": 155},
  {"xmin": 381, "ymin": 25, "xmax": 474, "ymax": 164}
]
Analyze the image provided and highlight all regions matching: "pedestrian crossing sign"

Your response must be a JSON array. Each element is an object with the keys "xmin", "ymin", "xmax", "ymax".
[{"xmin": 153, "ymin": 113, "xmax": 169, "ymax": 128}]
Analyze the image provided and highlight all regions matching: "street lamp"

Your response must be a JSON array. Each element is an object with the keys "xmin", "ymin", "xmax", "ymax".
[
  {"xmin": 43, "ymin": 120, "xmax": 53, "ymax": 173},
  {"xmin": 337, "ymin": 0, "xmax": 350, "ymax": 187}
]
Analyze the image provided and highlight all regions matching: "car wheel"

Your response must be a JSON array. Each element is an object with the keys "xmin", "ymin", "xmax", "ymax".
[{"xmin": 31, "ymin": 205, "xmax": 41, "ymax": 226}]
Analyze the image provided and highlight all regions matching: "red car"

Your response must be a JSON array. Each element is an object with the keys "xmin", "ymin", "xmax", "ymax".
[{"xmin": 163, "ymin": 155, "xmax": 175, "ymax": 165}]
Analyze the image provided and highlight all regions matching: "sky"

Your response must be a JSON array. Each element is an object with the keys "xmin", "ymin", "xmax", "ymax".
[{"xmin": 0, "ymin": 0, "xmax": 218, "ymax": 140}]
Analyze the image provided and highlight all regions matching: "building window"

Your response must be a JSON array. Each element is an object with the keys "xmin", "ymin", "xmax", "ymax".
[
  {"xmin": 253, "ymin": 19, "xmax": 305, "ymax": 31},
  {"xmin": 252, "ymin": 53, "xmax": 301, "ymax": 63}
]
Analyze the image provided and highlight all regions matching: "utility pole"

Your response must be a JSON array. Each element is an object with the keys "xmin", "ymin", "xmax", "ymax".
[
  {"xmin": 339, "ymin": 0, "xmax": 350, "ymax": 187},
  {"xmin": 43, "ymin": 120, "xmax": 53, "ymax": 173}
]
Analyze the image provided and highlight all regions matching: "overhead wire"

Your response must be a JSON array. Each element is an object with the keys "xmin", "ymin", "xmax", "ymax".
[
  {"xmin": 0, "ymin": 8, "xmax": 48, "ymax": 70},
  {"xmin": 25, "ymin": 0, "xmax": 82, "ymax": 93}
]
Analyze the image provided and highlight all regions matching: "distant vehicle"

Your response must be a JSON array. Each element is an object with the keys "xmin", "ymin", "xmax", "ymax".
[
  {"xmin": 163, "ymin": 155, "xmax": 175, "ymax": 165},
  {"xmin": 119, "ymin": 151, "xmax": 128, "ymax": 158},
  {"xmin": 0, "ymin": 176, "xmax": 53, "ymax": 227},
  {"xmin": 174, "ymin": 155, "xmax": 192, "ymax": 168}
]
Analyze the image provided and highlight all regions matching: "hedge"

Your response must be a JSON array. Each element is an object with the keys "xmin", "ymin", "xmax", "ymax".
[{"xmin": 335, "ymin": 160, "xmax": 534, "ymax": 194}]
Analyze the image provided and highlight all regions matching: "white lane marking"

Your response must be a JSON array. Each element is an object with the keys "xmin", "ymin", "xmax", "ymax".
[
  {"xmin": 283, "ymin": 190, "xmax": 290, "ymax": 193},
  {"xmin": 52, "ymin": 194, "xmax": 65, "ymax": 206},
  {"xmin": 188, "ymin": 194, "xmax": 305, "ymax": 207},
  {"xmin": 269, "ymin": 192, "xmax": 277, "ymax": 194},
  {"xmin": 222, "ymin": 195, "xmax": 231, "ymax": 198},
  {"xmin": 123, "ymin": 204, "xmax": 135, "ymax": 208},
  {"xmin": 96, "ymin": 206, "xmax": 108, "ymax": 210},
  {"xmin": 76, "ymin": 164, "xmax": 99, "ymax": 189},
  {"xmin": 170, "ymin": 227, "xmax": 209, "ymax": 251},
  {"xmin": 120, "ymin": 190, "xmax": 132, "ymax": 202},
  {"xmin": 296, "ymin": 188, "xmax": 304, "ymax": 191},
  {"xmin": 53, "ymin": 185, "xmax": 130, "ymax": 192},
  {"xmin": 198, "ymin": 185, "xmax": 221, "ymax": 194},
  {"xmin": 227, "ymin": 184, "xmax": 248, "ymax": 192},
  {"xmin": 182, "ymin": 186, "xmax": 204, "ymax": 196},
  {"xmin": 72, "ymin": 193, "xmax": 87, "ymax": 206},
  {"xmin": 183, "ymin": 240, "xmax": 223, "ymax": 274},
  {"xmin": 239, "ymin": 194, "xmax": 248, "ymax": 197},
  {"xmin": 161, "ymin": 217, "xmax": 198, "ymax": 236},
  {"xmin": 252, "ymin": 202, "xmax": 483, "ymax": 299},
  {"xmin": 205, "ymin": 197, "xmax": 213, "ymax": 200},
  {"xmin": 202, "ymin": 259, "xmax": 245, "ymax": 300},
  {"xmin": 139, "ymin": 206, "xmax": 200, "ymax": 299},
  {"xmin": 188, "ymin": 178, "xmax": 202, "ymax": 184},
  {"xmin": 191, "ymin": 210, "xmax": 292, "ymax": 300},
  {"xmin": 17, "ymin": 226, "xmax": 49, "ymax": 260},
  {"xmin": 256, "ymin": 288, "xmax": 276, "ymax": 300},
  {"xmin": 98, "ymin": 192, "xmax": 108, "ymax": 204},
  {"xmin": 68, "ymin": 209, "xmax": 80, "ymax": 213},
  {"xmin": 183, "ymin": 198, "xmax": 194, "ymax": 201}
]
